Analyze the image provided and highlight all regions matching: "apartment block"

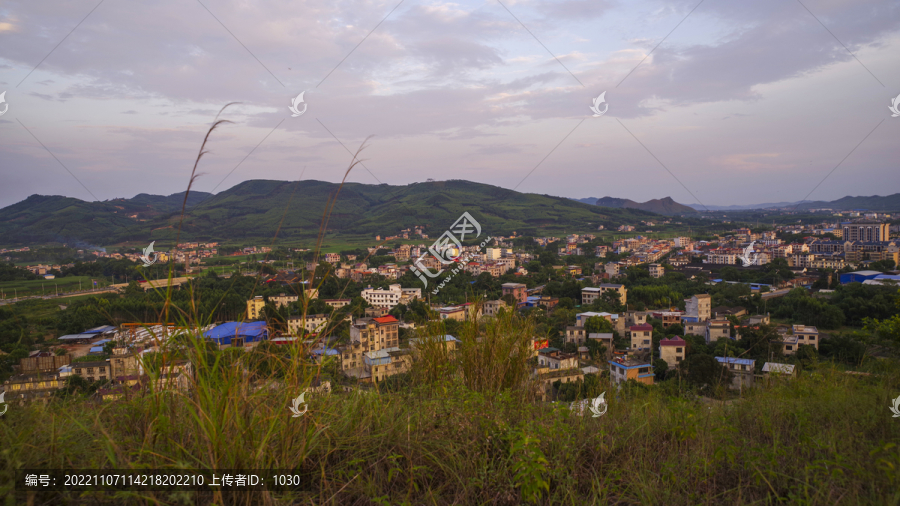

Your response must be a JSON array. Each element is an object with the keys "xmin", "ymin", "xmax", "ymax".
[{"xmin": 246, "ymin": 296, "xmax": 266, "ymax": 320}]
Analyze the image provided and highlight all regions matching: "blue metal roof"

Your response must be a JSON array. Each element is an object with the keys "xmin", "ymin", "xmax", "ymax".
[
  {"xmin": 89, "ymin": 347, "xmax": 105, "ymax": 353},
  {"xmin": 715, "ymin": 356, "xmax": 754, "ymax": 366},
  {"xmin": 204, "ymin": 321, "xmax": 268, "ymax": 344}
]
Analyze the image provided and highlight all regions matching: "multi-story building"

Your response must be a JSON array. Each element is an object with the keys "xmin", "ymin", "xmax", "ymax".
[
  {"xmin": 781, "ymin": 324, "xmax": 819, "ymax": 354},
  {"xmin": 628, "ymin": 324, "xmax": 653, "ymax": 350},
  {"xmin": 608, "ymin": 357, "xmax": 654, "ymax": 386},
  {"xmin": 596, "ymin": 283, "xmax": 627, "ymax": 306},
  {"xmin": 72, "ymin": 360, "xmax": 112, "ymax": 382},
  {"xmin": 2, "ymin": 372, "xmax": 65, "ymax": 405},
  {"xmin": 364, "ymin": 347, "xmax": 411, "ymax": 383},
  {"xmin": 325, "ymin": 253, "xmax": 341, "ymax": 263},
  {"xmin": 842, "ymin": 222, "xmax": 889, "ymax": 242},
  {"xmin": 501, "ymin": 283, "xmax": 528, "ymax": 304},
  {"xmin": 715, "ymin": 356, "xmax": 755, "ymax": 389},
  {"xmin": 482, "ymin": 300, "xmax": 507, "ymax": 318},
  {"xmin": 649, "ymin": 263, "xmax": 664, "ymax": 278},
  {"xmin": 652, "ymin": 311, "xmax": 683, "ymax": 328},
  {"xmin": 684, "ymin": 294, "xmax": 711, "ymax": 321},
  {"xmin": 324, "ymin": 299, "xmax": 351, "ymax": 308},
  {"xmin": 707, "ymin": 319, "xmax": 731, "ymax": 343},
  {"xmin": 536, "ymin": 348, "xmax": 579, "ymax": 370},
  {"xmin": 565, "ymin": 326, "xmax": 588, "ymax": 345},
  {"xmin": 246, "ymin": 296, "xmax": 266, "ymax": 320},
  {"xmin": 270, "ymin": 293, "xmax": 299, "ymax": 308},
  {"xmin": 659, "ymin": 336, "xmax": 686, "ymax": 366},
  {"xmin": 361, "ymin": 284, "xmax": 422, "ymax": 309},
  {"xmin": 287, "ymin": 314, "xmax": 329, "ymax": 335}
]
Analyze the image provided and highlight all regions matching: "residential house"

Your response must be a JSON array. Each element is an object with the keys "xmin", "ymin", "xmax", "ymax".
[
  {"xmin": 361, "ymin": 284, "xmax": 422, "ymax": 309},
  {"xmin": 365, "ymin": 347, "xmax": 411, "ymax": 383},
  {"xmin": 71, "ymin": 360, "xmax": 111, "ymax": 382},
  {"xmin": 324, "ymin": 299, "xmax": 351, "ymax": 308},
  {"xmin": 658, "ymin": 336, "xmax": 686, "ymax": 366},
  {"xmin": 501, "ymin": 283, "xmax": 528, "ymax": 304},
  {"xmin": 483, "ymin": 299, "xmax": 507, "ymax": 318},
  {"xmin": 287, "ymin": 314, "xmax": 329, "ymax": 334},
  {"xmin": 652, "ymin": 311, "xmax": 683, "ymax": 328},
  {"xmin": 536, "ymin": 348, "xmax": 579, "ymax": 370},
  {"xmin": 684, "ymin": 294, "xmax": 711, "ymax": 321},
  {"xmin": 270, "ymin": 293, "xmax": 299, "ymax": 308},
  {"xmin": 628, "ymin": 324, "xmax": 653, "ymax": 350},
  {"xmin": 781, "ymin": 324, "xmax": 819, "ymax": 355},
  {"xmin": 715, "ymin": 356, "xmax": 755, "ymax": 389},
  {"xmin": 649, "ymin": 263, "xmax": 664, "ymax": 278},
  {"xmin": 707, "ymin": 319, "xmax": 731, "ymax": 343},
  {"xmin": 598, "ymin": 283, "xmax": 627, "ymax": 306},
  {"xmin": 2, "ymin": 372, "xmax": 65, "ymax": 405},
  {"xmin": 608, "ymin": 357, "xmax": 655, "ymax": 386},
  {"xmin": 565, "ymin": 326, "xmax": 588, "ymax": 345}
]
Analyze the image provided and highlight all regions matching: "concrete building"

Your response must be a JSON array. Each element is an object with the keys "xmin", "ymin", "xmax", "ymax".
[
  {"xmin": 715, "ymin": 356, "xmax": 755, "ymax": 390},
  {"xmin": 781, "ymin": 324, "xmax": 819, "ymax": 355},
  {"xmin": 246, "ymin": 296, "xmax": 266, "ymax": 320},
  {"xmin": 361, "ymin": 284, "xmax": 422, "ymax": 309},
  {"xmin": 649, "ymin": 263, "xmax": 664, "ymax": 278},
  {"xmin": 608, "ymin": 357, "xmax": 655, "ymax": 386},
  {"xmin": 598, "ymin": 283, "xmax": 627, "ymax": 306},
  {"xmin": 483, "ymin": 299, "xmax": 507, "ymax": 318},
  {"xmin": 537, "ymin": 348, "xmax": 579, "ymax": 370},
  {"xmin": 685, "ymin": 294, "xmax": 711, "ymax": 321},
  {"xmin": 707, "ymin": 319, "xmax": 731, "ymax": 343},
  {"xmin": 287, "ymin": 314, "xmax": 329, "ymax": 334},
  {"xmin": 324, "ymin": 299, "xmax": 351, "ymax": 308},
  {"xmin": 659, "ymin": 336, "xmax": 686, "ymax": 366},
  {"xmin": 842, "ymin": 222, "xmax": 889, "ymax": 242},
  {"xmin": 628, "ymin": 324, "xmax": 653, "ymax": 350},
  {"xmin": 501, "ymin": 283, "xmax": 528, "ymax": 304},
  {"xmin": 269, "ymin": 293, "xmax": 299, "ymax": 308}
]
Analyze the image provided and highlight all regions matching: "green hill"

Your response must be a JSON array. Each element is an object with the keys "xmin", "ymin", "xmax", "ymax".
[{"xmin": 0, "ymin": 180, "xmax": 660, "ymax": 245}]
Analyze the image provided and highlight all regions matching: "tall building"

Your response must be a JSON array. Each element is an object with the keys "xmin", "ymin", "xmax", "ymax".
[
  {"xmin": 684, "ymin": 294, "xmax": 711, "ymax": 322},
  {"xmin": 842, "ymin": 222, "xmax": 889, "ymax": 242},
  {"xmin": 246, "ymin": 296, "xmax": 265, "ymax": 320}
]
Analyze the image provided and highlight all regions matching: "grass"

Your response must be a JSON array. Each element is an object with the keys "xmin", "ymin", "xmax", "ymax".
[{"xmin": 3, "ymin": 361, "xmax": 900, "ymax": 505}]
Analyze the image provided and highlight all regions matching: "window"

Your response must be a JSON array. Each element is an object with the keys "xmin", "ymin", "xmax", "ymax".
[
  {"xmin": 676, "ymin": 347, "xmax": 683, "ymax": 353},
  {"xmin": 676, "ymin": 357, "xmax": 682, "ymax": 363}
]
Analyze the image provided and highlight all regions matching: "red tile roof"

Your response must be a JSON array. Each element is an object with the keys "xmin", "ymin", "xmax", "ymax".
[
  {"xmin": 630, "ymin": 324, "xmax": 653, "ymax": 331},
  {"xmin": 373, "ymin": 316, "xmax": 399, "ymax": 324},
  {"xmin": 659, "ymin": 336, "xmax": 686, "ymax": 346}
]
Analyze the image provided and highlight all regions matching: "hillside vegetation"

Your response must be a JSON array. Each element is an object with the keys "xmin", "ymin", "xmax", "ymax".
[{"xmin": 0, "ymin": 180, "xmax": 662, "ymax": 245}]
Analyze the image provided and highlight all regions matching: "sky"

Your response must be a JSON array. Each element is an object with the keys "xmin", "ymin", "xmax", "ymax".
[{"xmin": 0, "ymin": 0, "xmax": 898, "ymax": 210}]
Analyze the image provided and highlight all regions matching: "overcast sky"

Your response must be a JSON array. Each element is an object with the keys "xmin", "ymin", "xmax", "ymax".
[{"xmin": 1, "ymin": 0, "xmax": 898, "ymax": 209}]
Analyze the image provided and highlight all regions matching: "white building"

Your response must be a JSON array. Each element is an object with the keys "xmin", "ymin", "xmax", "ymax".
[{"xmin": 361, "ymin": 284, "xmax": 422, "ymax": 309}]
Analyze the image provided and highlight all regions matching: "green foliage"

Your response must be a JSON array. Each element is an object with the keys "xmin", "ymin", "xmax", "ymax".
[{"xmin": 507, "ymin": 429, "xmax": 550, "ymax": 504}]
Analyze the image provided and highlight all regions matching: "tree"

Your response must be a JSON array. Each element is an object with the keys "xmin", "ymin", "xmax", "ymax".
[
  {"xmin": 653, "ymin": 358, "xmax": 669, "ymax": 381},
  {"xmin": 584, "ymin": 316, "xmax": 613, "ymax": 334},
  {"xmin": 679, "ymin": 353, "xmax": 732, "ymax": 390}
]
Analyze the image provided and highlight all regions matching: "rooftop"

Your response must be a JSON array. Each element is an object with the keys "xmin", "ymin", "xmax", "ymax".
[{"xmin": 715, "ymin": 356, "xmax": 755, "ymax": 366}]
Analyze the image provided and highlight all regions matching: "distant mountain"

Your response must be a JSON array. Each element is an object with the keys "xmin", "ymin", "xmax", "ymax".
[
  {"xmin": 579, "ymin": 196, "xmax": 698, "ymax": 216},
  {"xmin": 686, "ymin": 193, "xmax": 900, "ymax": 211},
  {"xmin": 0, "ymin": 180, "xmax": 662, "ymax": 245}
]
